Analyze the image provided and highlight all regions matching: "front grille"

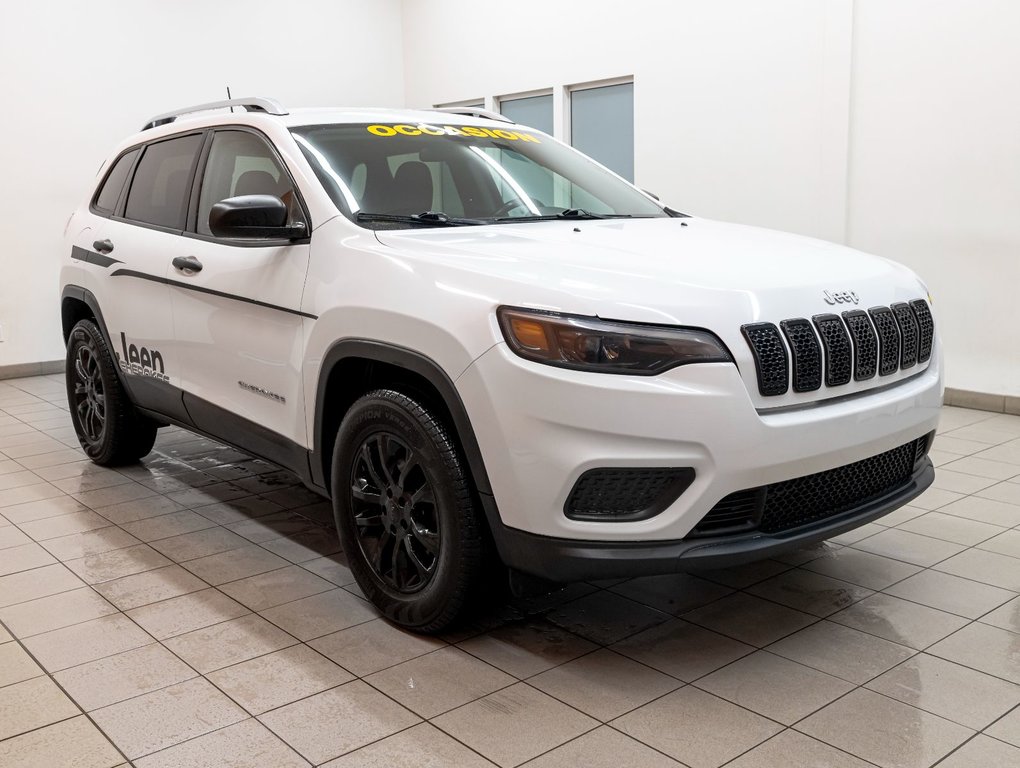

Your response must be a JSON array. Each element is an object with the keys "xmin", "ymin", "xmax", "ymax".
[
  {"xmin": 780, "ymin": 319, "xmax": 821, "ymax": 392},
  {"xmin": 813, "ymin": 314, "xmax": 852, "ymax": 386},
  {"xmin": 564, "ymin": 467, "xmax": 695, "ymax": 521},
  {"xmin": 741, "ymin": 323, "xmax": 789, "ymax": 396},
  {"xmin": 691, "ymin": 436, "xmax": 929, "ymax": 537},
  {"xmin": 869, "ymin": 307, "xmax": 901, "ymax": 376},
  {"xmin": 842, "ymin": 310, "xmax": 878, "ymax": 380},
  {"xmin": 742, "ymin": 298, "xmax": 933, "ymax": 397}
]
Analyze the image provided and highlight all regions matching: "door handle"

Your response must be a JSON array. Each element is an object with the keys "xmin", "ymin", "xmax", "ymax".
[
  {"xmin": 93, "ymin": 239, "xmax": 114, "ymax": 254},
  {"xmin": 172, "ymin": 256, "xmax": 203, "ymax": 273}
]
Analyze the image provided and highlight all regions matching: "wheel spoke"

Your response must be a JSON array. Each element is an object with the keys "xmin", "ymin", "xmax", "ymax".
[
  {"xmin": 375, "ymin": 435, "xmax": 398, "ymax": 487},
  {"xmin": 403, "ymin": 535, "xmax": 432, "ymax": 578},
  {"xmin": 389, "ymin": 534, "xmax": 403, "ymax": 586},
  {"xmin": 354, "ymin": 513, "xmax": 383, "ymax": 528},
  {"xmin": 372, "ymin": 529, "xmax": 392, "ymax": 573},
  {"xmin": 351, "ymin": 486, "xmax": 382, "ymax": 505},
  {"xmin": 396, "ymin": 448, "xmax": 418, "ymax": 487},
  {"xmin": 410, "ymin": 484, "xmax": 435, "ymax": 507},
  {"xmin": 75, "ymin": 357, "xmax": 88, "ymax": 382},
  {"xmin": 410, "ymin": 521, "xmax": 439, "ymax": 555},
  {"xmin": 358, "ymin": 444, "xmax": 386, "ymax": 491},
  {"xmin": 83, "ymin": 405, "xmax": 98, "ymax": 440}
]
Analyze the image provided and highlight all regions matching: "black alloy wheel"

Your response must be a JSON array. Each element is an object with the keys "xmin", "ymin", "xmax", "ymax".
[
  {"xmin": 70, "ymin": 337, "xmax": 106, "ymax": 445},
  {"xmin": 349, "ymin": 431, "xmax": 441, "ymax": 593},
  {"xmin": 331, "ymin": 388, "xmax": 483, "ymax": 632},
  {"xmin": 65, "ymin": 319, "xmax": 158, "ymax": 466}
]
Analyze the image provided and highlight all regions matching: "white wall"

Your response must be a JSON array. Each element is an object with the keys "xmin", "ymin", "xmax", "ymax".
[
  {"xmin": 0, "ymin": 0, "xmax": 405, "ymax": 369},
  {"xmin": 846, "ymin": 0, "xmax": 1020, "ymax": 396},
  {"xmin": 402, "ymin": 0, "xmax": 853, "ymax": 243},
  {"xmin": 401, "ymin": 0, "xmax": 1018, "ymax": 396}
]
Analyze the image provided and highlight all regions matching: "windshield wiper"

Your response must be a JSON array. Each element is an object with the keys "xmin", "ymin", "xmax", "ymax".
[
  {"xmin": 493, "ymin": 209, "xmax": 636, "ymax": 223},
  {"xmin": 356, "ymin": 211, "xmax": 484, "ymax": 227}
]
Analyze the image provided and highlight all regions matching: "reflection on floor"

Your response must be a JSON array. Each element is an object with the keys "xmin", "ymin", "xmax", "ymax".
[{"xmin": 0, "ymin": 373, "xmax": 1019, "ymax": 767}]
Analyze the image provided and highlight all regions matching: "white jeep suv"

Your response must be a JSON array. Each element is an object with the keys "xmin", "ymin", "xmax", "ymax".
[{"xmin": 60, "ymin": 97, "xmax": 942, "ymax": 631}]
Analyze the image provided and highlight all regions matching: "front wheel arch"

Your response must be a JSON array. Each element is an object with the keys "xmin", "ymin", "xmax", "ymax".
[{"xmin": 312, "ymin": 341, "xmax": 494, "ymax": 501}]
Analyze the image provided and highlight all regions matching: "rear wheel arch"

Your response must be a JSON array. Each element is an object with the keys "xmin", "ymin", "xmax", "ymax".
[{"xmin": 313, "ymin": 341, "xmax": 493, "ymax": 501}]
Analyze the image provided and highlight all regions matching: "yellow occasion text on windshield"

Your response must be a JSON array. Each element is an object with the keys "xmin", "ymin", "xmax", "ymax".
[{"xmin": 366, "ymin": 124, "xmax": 541, "ymax": 142}]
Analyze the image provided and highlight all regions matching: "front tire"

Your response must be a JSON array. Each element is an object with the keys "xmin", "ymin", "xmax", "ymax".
[
  {"xmin": 331, "ymin": 389, "xmax": 482, "ymax": 633},
  {"xmin": 65, "ymin": 319, "xmax": 158, "ymax": 466}
]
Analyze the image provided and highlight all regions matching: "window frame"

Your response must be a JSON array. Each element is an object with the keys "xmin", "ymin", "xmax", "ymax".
[
  {"xmin": 90, "ymin": 148, "xmax": 141, "ymax": 217},
  {"xmin": 108, "ymin": 131, "xmax": 205, "ymax": 235},
  {"xmin": 183, "ymin": 125, "xmax": 311, "ymax": 247}
]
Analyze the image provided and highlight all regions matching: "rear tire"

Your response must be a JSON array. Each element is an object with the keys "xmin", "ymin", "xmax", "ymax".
[
  {"xmin": 331, "ymin": 388, "xmax": 482, "ymax": 633},
  {"xmin": 65, "ymin": 319, "xmax": 158, "ymax": 466}
]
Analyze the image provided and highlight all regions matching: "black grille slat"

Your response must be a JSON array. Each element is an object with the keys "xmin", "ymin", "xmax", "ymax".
[
  {"xmin": 780, "ymin": 319, "xmax": 822, "ymax": 392},
  {"xmin": 741, "ymin": 323, "xmax": 789, "ymax": 396},
  {"xmin": 869, "ymin": 307, "xmax": 901, "ymax": 376},
  {"xmin": 909, "ymin": 299, "xmax": 934, "ymax": 363},
  {"xmin": 564, "ymin": 467, "xmax": 694, "ymax": 521},
  {"xmin": 693, "ymin": 437, "xmax": 930, "ymax": 537},
  {"xmin": 892, "ymin": 303, "xmax": 919, "ymax": 369},
  {"xmin": 812, "ymin": 314, "xmax": 853, "ymax": 386},
  {"xmin": 842, "ymin": 310, "xmax": 878, "ymax": 381}
]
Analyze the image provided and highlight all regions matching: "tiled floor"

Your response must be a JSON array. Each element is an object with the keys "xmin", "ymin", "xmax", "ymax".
[{"xmin": 1, "ymin": 374, "xmax": 1019, "ymax": 767}]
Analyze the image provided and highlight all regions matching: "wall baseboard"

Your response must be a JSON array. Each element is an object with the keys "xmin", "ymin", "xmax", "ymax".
[
  {"xmin": 0, "ymin": 360, "xmax": 64, "ymax": 380},
  {"xmin": 945, "ymin": 387, "xmax": 1020, "ymax": 416}
]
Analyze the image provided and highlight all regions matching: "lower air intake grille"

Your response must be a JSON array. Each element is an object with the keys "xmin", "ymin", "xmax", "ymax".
[
  {"xmin": 564, "ymin": 467, "xmax": 695, "ymax": 522},
  {"xmin": 692, "ymin": 436, "xmax": 929, "ymax": 537},
  {"xmin": 691, "ymin": 489, "xmax": 760, "ymax": 534}
]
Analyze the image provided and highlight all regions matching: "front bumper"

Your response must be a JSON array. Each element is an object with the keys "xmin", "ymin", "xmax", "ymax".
[
  {"xmin": 481, "ymin": 458, "xmax": 932, "ymax": 581},
  {"xmin": 457, "ymin": 342, "xmax": 943, "ymax": 547}
]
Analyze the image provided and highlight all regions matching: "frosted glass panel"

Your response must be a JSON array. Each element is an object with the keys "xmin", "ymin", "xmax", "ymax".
[
  {"xmin": 499, "ymin": 94, "xmax": 554, "ymax": 135},
  {"xmin": 570, "ymin": 83, "xmax": 634, "ymax": 182}
]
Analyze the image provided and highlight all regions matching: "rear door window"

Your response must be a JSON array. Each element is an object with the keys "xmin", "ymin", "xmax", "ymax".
[
  {"xmin": 93, "ymin": 149, "xmax": 138, "ymax": 214},
  {"xmin": 124, "ymin": 134, "xmax": 203, "ymax": 229}
]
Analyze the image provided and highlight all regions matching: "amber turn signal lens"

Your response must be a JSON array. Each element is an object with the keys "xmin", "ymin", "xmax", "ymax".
[{"xmin": 509, "ymin": 317, "xmax": 550, "ymax": 351}]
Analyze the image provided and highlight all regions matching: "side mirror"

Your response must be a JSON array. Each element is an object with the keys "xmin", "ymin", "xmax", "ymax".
[{"xmin": 208, "ymin": 195, "xmax": 306, "ymax": 239}]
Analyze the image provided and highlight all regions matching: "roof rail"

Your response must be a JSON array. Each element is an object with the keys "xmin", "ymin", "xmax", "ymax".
[
  {"xmin": 432, "ymin": 106, "xmax": 514, "ymax": 124},
  {"xmin": 141, "ymin": 97, "xmax": 288, "ymax": 131}
]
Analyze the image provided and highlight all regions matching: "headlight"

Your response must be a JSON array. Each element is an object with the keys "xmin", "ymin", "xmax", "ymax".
[{"xmin": 497, "ymin": 306, "xmax": 732, "ymax": 375}]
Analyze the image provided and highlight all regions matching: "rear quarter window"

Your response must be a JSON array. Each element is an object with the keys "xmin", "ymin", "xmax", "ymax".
[{"xmin": 93, "ymin": 149, "xmax": 138, "ymax": 214}]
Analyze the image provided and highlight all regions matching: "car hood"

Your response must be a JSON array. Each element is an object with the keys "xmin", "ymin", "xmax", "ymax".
[{"xmin": 375, "ymin": 217, "xmax": 927, "ymax": 326}]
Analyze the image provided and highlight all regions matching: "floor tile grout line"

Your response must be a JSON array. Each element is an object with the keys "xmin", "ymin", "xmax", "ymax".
[
  {"xmin": 713, "ymin": 724, "xmax": 885, "ymax": 768},
  {"xmin": 0, "ymin": 614, "xmax": 133, "ymax": 764}
]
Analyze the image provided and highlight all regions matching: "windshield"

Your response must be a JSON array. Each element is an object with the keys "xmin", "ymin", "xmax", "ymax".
[{"xmin": 290, "ymin": 122, "xmax": 667, "ymax": 227}]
